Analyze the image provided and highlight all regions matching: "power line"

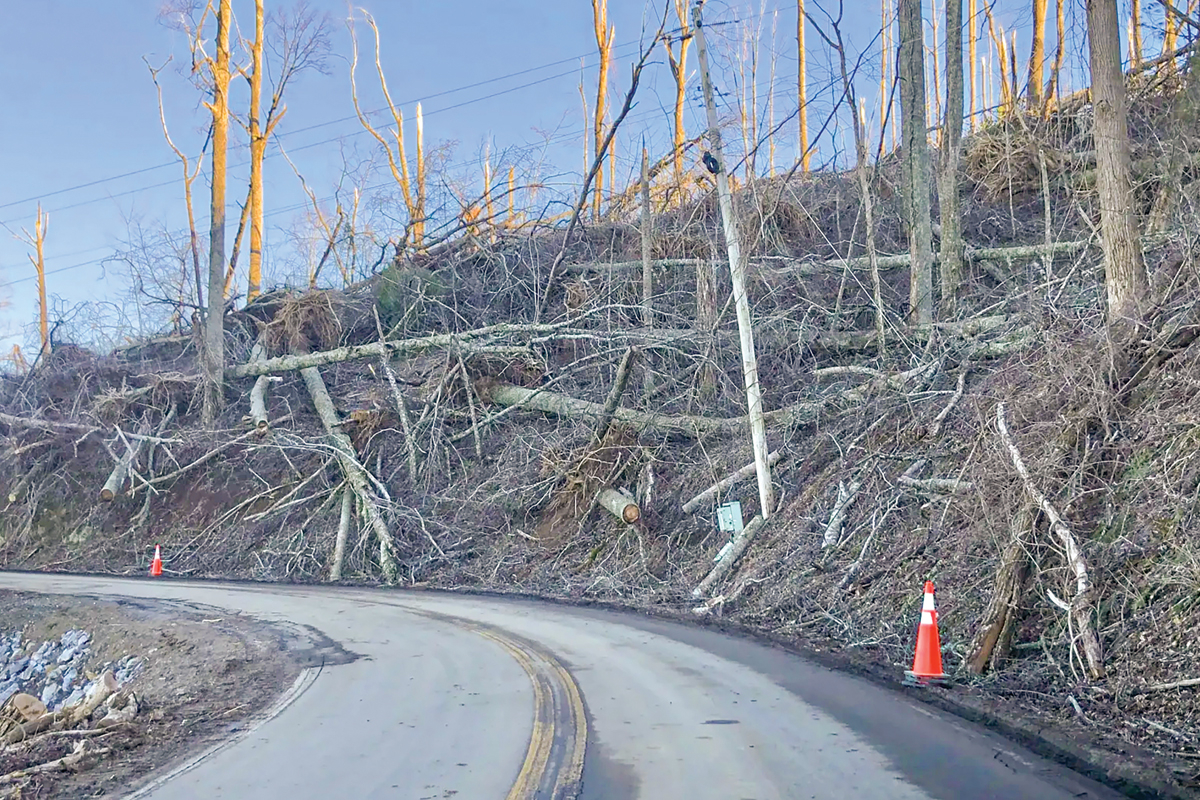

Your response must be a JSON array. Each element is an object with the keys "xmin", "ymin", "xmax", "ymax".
[{"xmin": 0, "ymin": 36, "xmax": 651, "ymax": 216}]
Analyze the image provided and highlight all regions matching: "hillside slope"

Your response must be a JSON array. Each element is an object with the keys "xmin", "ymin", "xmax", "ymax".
[{"xmin": 2, "ymin": 106, "xmax": 1199, "ymax": 795}]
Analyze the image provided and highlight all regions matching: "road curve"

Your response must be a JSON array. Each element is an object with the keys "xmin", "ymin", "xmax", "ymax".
[{"xmin": 0, "ymin": 573, "xmax": 1122, "ymax": 800}]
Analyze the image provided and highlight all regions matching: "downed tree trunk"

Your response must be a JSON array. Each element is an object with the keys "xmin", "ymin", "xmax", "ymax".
[
  {"xmin": 229, "ymin": 322, "xmax": 555, "ymax": 378},
  {"xmin": 100, "ymin": 433, "xmax": 148, "ymax": 502},
  {"xmin": 247, "ymin": 341, "xmax": 273, "ymax": 435},
  {"xmin": 482, "ymin": 383, "xmax": 824, "ymax": 438},
  {"xmin": 597, "ymin": 488, "xmax": 639, "ymax": 524},
  {"xmin": 0, "ymin": 741, "xmax": 109, "ymax": 786},
  {"xmin": 692, "ymin": 515, "xmax": 765, "ymax": 598},
  {"xmin": 594, "ymin": 347, "xmax": 636, "ymax": 443},
  {"xmin": 996, "ymin": 402, "xmax": 1105, "ymax": 679},
  {"xmin": 330, "ymin": 484, "xmax": 352, "ymax": 582},
  {"xmin": 682, "ymin": 451, "xmax": 783, "ymax": 513},
  {"xmin": 301, "ymin": 366, "xmax": 397, "ymax": 583},
  {"xmin": 821, "ymin": 481, "xmax": 862, "ymax": 548},
  {"xmin": 968, "ymin": 502, "xmax": 1033, "ymax": 674}
]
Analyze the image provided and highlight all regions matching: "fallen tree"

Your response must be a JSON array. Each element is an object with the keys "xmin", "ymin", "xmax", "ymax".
[
  {"xmin": 480, "ymin": 382, "xmax": 825, "ymax": 438},
  {"xmin": 300, "ymin": 366, "xmax": 397, "ymax": 583}
]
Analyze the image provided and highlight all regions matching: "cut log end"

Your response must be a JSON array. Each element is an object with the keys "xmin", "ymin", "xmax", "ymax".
[
  {"xmin": 598, "ymin": 488, "xmax": 640, "ymax": 525},
  {"xmin": 99, "ymin": 489, "xmax": 115, "ymax": 503}
]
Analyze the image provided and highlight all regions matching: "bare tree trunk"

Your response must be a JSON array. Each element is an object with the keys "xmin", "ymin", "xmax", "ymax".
[
  {"xmin": 640, "ymin": 147, "xmax": 655, "ymax": 348},
  {"xmin": 591, "ymin": 0, "xmax": 613, "ymax": 220},
  {"xmin": 1043, "ymin": 0, "xmax": 1066, "ymax": 115},
  {"xmin": 968, "ymin": 0, "xmax": 978, "ymax": 129},
  {"xmin": 202, "ymin": 0, "xmax": 232, "ymax": 426},
  {"xmin": 694, "ymin": 4, "xmax": 776, "ymax": 518},
  {"xmin": 798, "ymin": 0, "xmax": 811, "ymax": 169},
  {"xmin": 899, "ymin": 0, "xmax": 935, "ymax": 325},
  {"xmin": 1028, "ymin": 0, "xmax": 1048, "ymax": 109},
  {"xmin": 247, "ymin": 0, "xmax": 266, "ymax": 304},
  {"xmin": 1086, "ymin": 0, "xmax": 1149, "ymax": 337},
  {"xmin": 940, "ymin": 0, "xmax": 965, "ymax": 316},
  {"xmin": 1131, "ymin": 0, "xmax": 1143, "ymax": 66},
  {"xmin": 667, "ymin": 0, "xmax": 692, "ymax": 189}
]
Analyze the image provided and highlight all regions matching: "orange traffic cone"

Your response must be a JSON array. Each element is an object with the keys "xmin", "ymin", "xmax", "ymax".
[
  {"xmin": 149, "ymin": 545, "xmax": 163, "ymax": 578},
  {"xmin": 905, "ymin": 580, "xmax": 948, "ymax": 685}
]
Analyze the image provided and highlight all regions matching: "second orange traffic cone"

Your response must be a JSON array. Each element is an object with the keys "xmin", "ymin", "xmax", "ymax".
[
  {"xmin": 149, "ymin": 545, "xmax": 163, "ymax": 578},
  {"xmin": 905, "ymin": 580, "xmax": 948, "ymax": 685}
]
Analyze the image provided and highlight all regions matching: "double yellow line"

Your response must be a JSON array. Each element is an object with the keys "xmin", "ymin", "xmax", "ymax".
[{"xmin": 415, "ymin": 611, "xmax": 587, "ymax": 799}]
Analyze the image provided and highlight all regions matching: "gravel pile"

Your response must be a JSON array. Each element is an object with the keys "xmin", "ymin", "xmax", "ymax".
[{"xmin": 0, "ymin": 629, "xmax": 142, "ymax": 710}]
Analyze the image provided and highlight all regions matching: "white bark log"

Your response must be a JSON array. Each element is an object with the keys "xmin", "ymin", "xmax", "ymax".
[
  {"xmin": 597, "ymin": 488, "xmax": 640, "ymax": 523},
  {"xmin": 301, "ymin": 366, "xmax": 397, "ymax": 583},
  {"xmin": 229, "ymin": 323, "xmax": 553, "ymax": 378},
  {"xmin": 996, "ymin": 402, "xmax": 1105, "ymax": 679},
  {"xmin": 682, "ymin": 451, "xmax": 783, "ymax": 513},
  {"xmin": 484, "ymin": 383, "xmax": 823, "ymax": 438},
  {"xmin": 692, "ymin": 515, "xmax": 765, "ymax": 598},
  {"xmin": 100, "ymin": 437, "xmax": 147, "ymax": 502},
  {"xmin": 821, "ymin": 481, "xmax": 862, "ymax": 548},
  {"xmin": 330, "ymin": 484, "xmax": 352, "ymax": 582},
  {"xmin": 247, "ymin": 341, "xmax": 272, "ymax": 435}
]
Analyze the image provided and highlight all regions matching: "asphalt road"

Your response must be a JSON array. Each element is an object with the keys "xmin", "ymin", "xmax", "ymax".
[{"xmin": 0, "ymin": 573, "xmax": 1123, "ymax": 800}]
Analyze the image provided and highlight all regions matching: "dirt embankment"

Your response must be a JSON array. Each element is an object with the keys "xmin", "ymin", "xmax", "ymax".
[{"xmin": 0, "ymin": 590, "xmax": 312, "ymax": 799}]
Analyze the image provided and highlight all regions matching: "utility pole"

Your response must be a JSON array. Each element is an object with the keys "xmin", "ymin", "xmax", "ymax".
[{"xmin": 692, "ymin": 0, "xmax": 775, "ymax": 518}]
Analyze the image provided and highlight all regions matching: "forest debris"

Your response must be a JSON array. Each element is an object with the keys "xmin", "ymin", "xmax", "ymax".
[
  {"xmin": 100, "ymin": 428, "xmax": 150, "ymax": 502},
  {"xmin": 374, "ymin": 307, "xmax": 419, "ymax": 480},
  {"xmin": 996, "ymin": 402, "xmax": 1105, "ymax": 679},
  {"xmin": 821, "ymin": 481, "xmax": 862, "ymax": 548},
  {"xmin": 682, "ymin": 451, "xmax": 783, "ymax": 513},
  {"xmin": 594, "ymin": 347, "xmax": 637, "ymax": 443},
  {"xmin": 0, "ymin": 740, "xmax": 111, "ymax": 786},
  {"xmin": 301, "ymin": 366, "xmax": 396, "ymax": 583},
  {"xmin": 692, "ymin": 515, "xmax": 765, "ymax": 598},
  {"xmin": 96, "ymin": 691, "xmax": 138, "ymax": 728},
  {"xmin": 482, "ymin": 382, "xmax": 824, "ymax": 438},
  {"xmin": 597, "ymin": 488, "xmax": 639, "ymax": 524},
  {"xmin": 840, "ymin": 495, "xmax": 900, "ymax": 590},
  {"xmin": 230, "ymin": 321, "xmax": 551, "ymax": 378},
  {"xmin": 928, "ymin": 372, "xmax": 967, "ymax": 438},
  {"xmin": 70, "ymin": 670, "xmax": 118, "ymax": 726},
  {"xmin": 1142, "ymin": 677, "xmax": 1200, "ymax": 692}
]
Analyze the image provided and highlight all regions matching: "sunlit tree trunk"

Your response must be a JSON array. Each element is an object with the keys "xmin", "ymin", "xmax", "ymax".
[
  {"xmin": 798, "ymin": 0, "xmax": 810, "ymax": 169},
  {"xmin": 1044, "ymin": 0, "xmax": 1066, "ymax": 115},
  {"xmin": 591, "ymin": 0, "xmax": 613, "ymax": 220},
  {"xmin": 1130, "ymin": 0, "xmax": 1143, "ymax": 66},
  {"xmin": 968, "ymin": 0, "xmax": 978, "ymax": 130},
  {"xmin": 1027, "ymin": 0, "xmax": 1047, "ymax": 110},
  {"xmin": 666, "ymin": 0, "xmax": 692, "ymax": 190},
  {"xmin": 247, "ymin": 0, "xmax": 266, "ymax": 303},
  {"xmin": 203, "ymin": 0, "xmax": 232, "ymax": 426}
]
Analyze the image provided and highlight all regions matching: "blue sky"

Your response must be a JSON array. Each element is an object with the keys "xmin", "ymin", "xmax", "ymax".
[{"xmin": 0, "ymin": 0, "xmax": 1154, "ymax": 355}]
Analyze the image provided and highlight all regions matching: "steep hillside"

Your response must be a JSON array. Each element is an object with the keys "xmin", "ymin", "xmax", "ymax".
[{"xmin": 2, "ymin": 100, "xmax": 1199, "ymax": 796}]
